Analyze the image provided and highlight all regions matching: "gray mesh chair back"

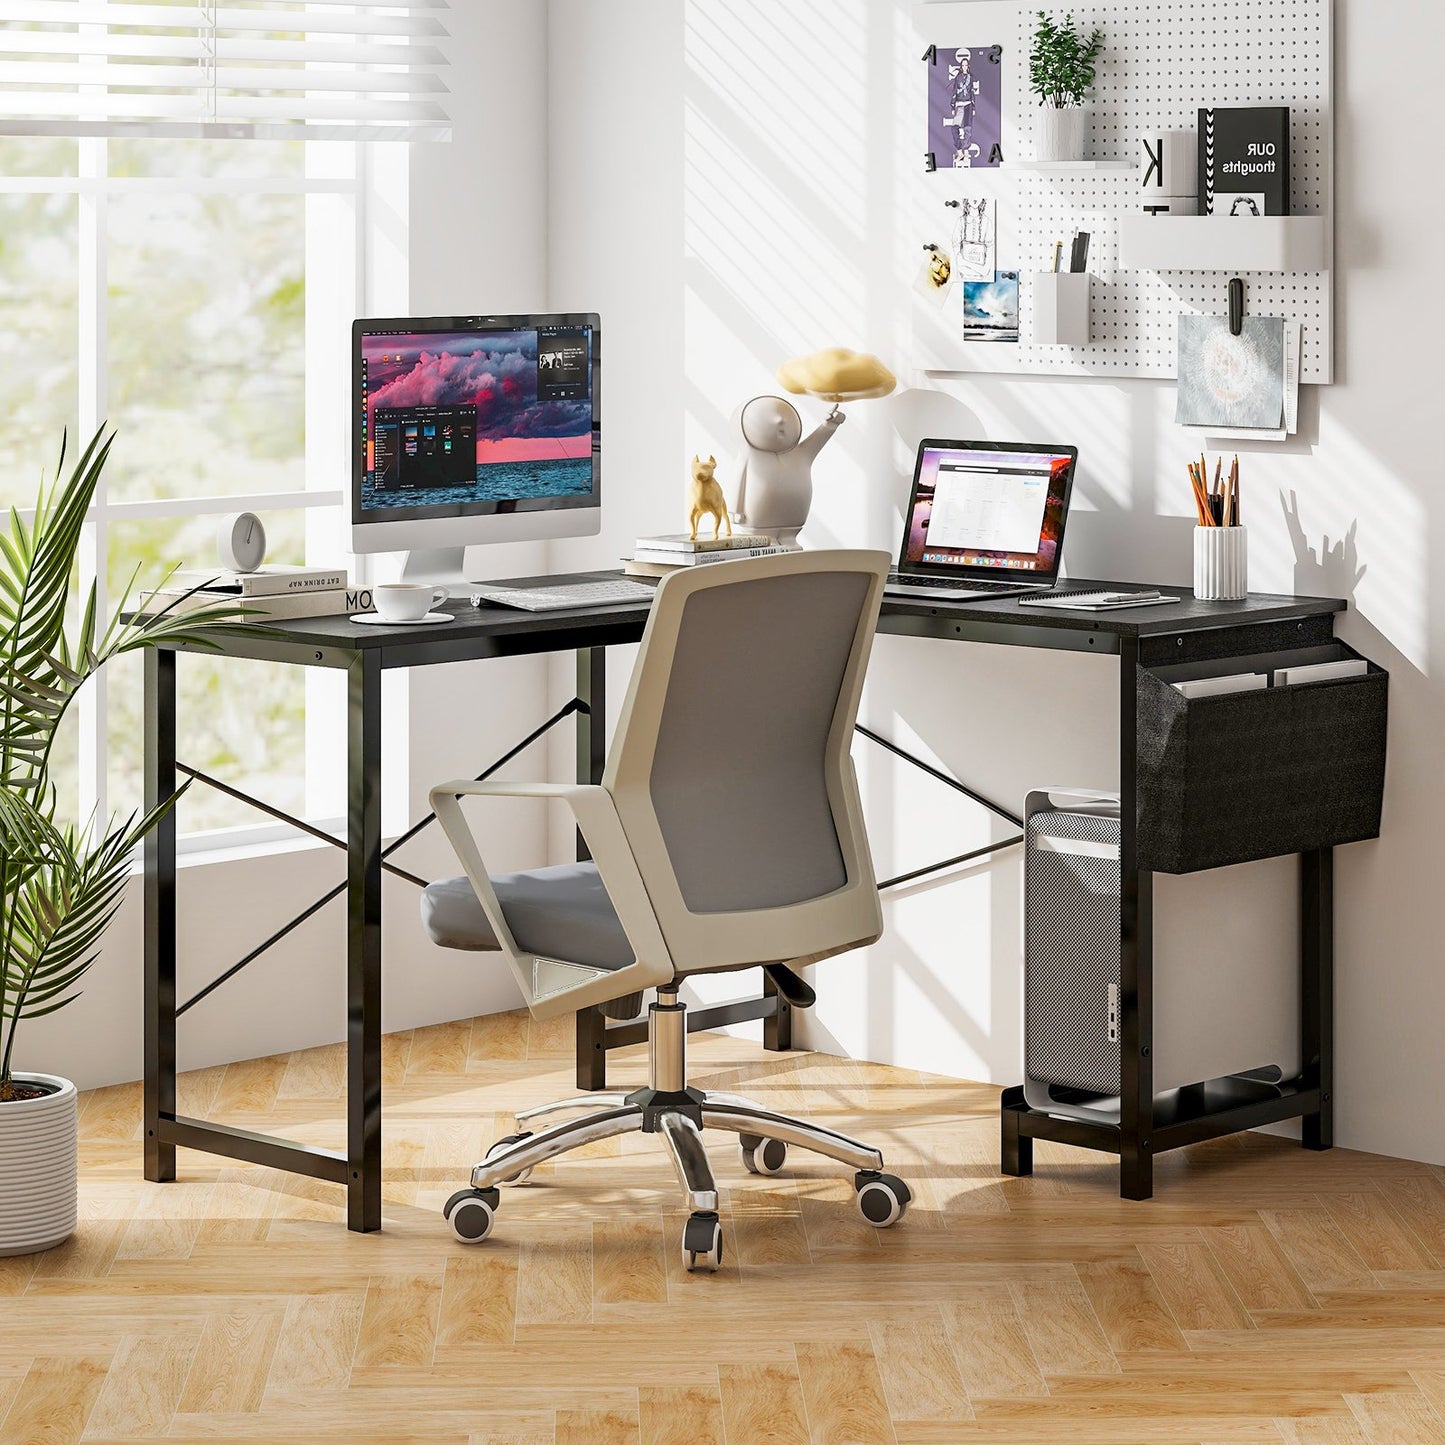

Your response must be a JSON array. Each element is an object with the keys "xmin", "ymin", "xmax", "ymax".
[{"xmin": 604, "ymin": 550, "xmax": 888, "ymax": 975}]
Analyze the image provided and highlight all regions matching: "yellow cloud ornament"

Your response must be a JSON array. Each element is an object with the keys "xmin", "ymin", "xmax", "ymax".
[{"xmin": 775, "ymin": 347, "xmax": 896, "ymax": 404}]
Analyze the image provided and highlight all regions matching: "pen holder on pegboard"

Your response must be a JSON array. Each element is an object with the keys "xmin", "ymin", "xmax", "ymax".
[
  {"xmin": 1193, "ymin": 526, "xmax": 1248, "ymax": 601},
  {"xmin": 1032, "ymin": 272, "xmax": 1091, "ymax": 346}
]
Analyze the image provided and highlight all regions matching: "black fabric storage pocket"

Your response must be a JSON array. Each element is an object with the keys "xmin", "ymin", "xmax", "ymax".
[{"xmin": 1136, "ymin": 642, "xmax": 1388, "ymax": 874}]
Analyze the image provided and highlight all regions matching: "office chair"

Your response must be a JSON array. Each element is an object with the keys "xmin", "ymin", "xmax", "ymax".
[{"xmin": 423, "ymin": 549, "xmax": 907, "ymax": 1271}]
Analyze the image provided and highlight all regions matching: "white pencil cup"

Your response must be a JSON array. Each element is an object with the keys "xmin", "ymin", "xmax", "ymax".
[{"xmin": 1193, "ymin": 526, "xmax": 1248, "ymax": 601}]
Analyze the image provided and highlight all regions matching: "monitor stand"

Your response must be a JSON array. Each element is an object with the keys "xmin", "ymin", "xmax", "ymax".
[{"xmin": 400, "ymin": 548, "xmax": 473, "ymax": 597}]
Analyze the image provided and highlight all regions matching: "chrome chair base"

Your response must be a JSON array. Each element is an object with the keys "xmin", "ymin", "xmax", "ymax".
[{"xmin": 443, "ymin": 988, "xmax": 912, "ymax": 1269}]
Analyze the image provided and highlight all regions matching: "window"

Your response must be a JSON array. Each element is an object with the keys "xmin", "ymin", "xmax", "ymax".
[
  {"xmin": 0, "ymin": 132, "xmax": 352, "ymax": 838},
  {"xmin": 0, "ymin": 2, "xmax": 450, "ymax": 843}
]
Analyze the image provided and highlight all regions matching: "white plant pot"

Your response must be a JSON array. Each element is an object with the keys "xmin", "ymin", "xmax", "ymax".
[
  {"xmin": 0, "ymin": 1074, "xmax": 78, "ymax": 1256},
  {"xmin": 1036, "ymin": 104, "xmax": 1088, "ymax": 162}
]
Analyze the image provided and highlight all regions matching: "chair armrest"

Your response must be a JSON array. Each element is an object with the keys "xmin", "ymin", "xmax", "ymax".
[
  {"xmin": 429, "ymin": 780, "xmax": 602, "ymax": 804},
  {"xmin": 428, "ymin": 781, "xmax": 618, "ymax": 866},
  {"xmin": 427, "ymin": 778, "xmax": 674, "ymax": 1020}
]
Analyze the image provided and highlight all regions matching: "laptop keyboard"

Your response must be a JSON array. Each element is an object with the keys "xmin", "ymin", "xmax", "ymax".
[{"xmin": 886, "ymin": 573, "xmax": 1031, "ymax": 593}]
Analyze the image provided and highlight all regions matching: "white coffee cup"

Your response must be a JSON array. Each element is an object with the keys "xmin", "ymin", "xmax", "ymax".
[{"xmin": 373, "ymin": 584, "xmax": 448, "ymax": 622}]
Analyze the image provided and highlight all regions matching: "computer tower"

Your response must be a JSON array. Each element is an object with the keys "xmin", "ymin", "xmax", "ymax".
[{"xmin": 1023, "ymin": 788, "xmax": 1299, "ymax": 1124}]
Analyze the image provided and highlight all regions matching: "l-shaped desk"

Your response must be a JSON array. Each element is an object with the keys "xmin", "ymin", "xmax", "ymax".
[{"xmin": 143, "ymin": 574, "xmax": 1348, "ymax": 1230}]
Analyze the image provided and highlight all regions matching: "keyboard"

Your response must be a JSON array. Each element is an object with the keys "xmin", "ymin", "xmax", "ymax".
[{"xmin": 470, "ymin": 579, "xmax": 657, "ymax": 613}]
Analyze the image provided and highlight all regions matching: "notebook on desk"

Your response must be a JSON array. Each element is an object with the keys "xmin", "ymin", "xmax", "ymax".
[{"xmin": 885, "ymin": 438, "xmax": 1081, "ymax": 602}]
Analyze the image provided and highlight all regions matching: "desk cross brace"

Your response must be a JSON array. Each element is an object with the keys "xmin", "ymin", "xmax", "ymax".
[
  {"xmin": 854, "ymin": 723, "xmax": 1024, "ymax": 890},
  {"xmin": 172, "ymin": 697, "xmax": 587, "ymax": 1018}
]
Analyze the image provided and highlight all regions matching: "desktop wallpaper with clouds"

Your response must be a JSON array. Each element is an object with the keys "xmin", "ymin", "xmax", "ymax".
[{"xmin": 362, "ymin": 330, "xmax": 591, "ymax": 466}]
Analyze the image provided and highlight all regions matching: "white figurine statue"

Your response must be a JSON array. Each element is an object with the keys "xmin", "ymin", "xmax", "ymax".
[{"xmin": 730, "ymin": 395, "xmax": 845, "ymax": 547}]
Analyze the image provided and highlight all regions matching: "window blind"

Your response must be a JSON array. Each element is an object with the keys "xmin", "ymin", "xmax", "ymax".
[{"xmin": 0, "ymin": 1, "xmax": 450, "ymax": 141}]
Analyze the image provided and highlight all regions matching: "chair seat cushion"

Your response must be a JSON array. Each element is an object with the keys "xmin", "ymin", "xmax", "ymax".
[{"xmin": 421, "ymin": 862, "xmax": 635, "ymax": 971}]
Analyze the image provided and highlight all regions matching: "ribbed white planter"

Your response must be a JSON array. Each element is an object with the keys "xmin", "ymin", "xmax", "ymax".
[
  {"xmin": 0, "ymin": 1074, "xmax": 78, "ymax": 1256},
  {"xmin": 1036, "ymin": 104, "xmax": 1088, "ymax": 161}
]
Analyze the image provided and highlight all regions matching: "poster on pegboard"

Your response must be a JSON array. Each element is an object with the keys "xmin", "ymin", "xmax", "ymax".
[{"xmin": 926, "ymin": 44, "xmax": 1004, "ymax": 169}]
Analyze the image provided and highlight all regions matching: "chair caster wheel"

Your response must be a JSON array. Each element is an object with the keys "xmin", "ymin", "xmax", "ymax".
[
  {"xmin": 682, "ymin": 1211, "xmax": 723, "ymax": 1272},
  {"xmin": 854, "ymin": 1171, "xmax": 911, "ymax": 1228},
  {"xmin": 486, "ymin": 1131, "xmax": 535, "ymax": 1185},
  {"xmin": 444, "ymin": 1187, "xmax": 500, "ymax": 1244},
  {"xmin": 739, "ymin": 1135, "xmax": 788, "ymax": 1176}
]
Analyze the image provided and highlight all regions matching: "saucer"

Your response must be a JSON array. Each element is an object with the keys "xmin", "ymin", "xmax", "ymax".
[{"xmin": 351, "ymin": 611, "xmax": 454, "ymax": 626}]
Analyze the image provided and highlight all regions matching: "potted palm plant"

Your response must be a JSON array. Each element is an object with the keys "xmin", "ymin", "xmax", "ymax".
[
  {"xmin": 0, "ymin": 429, "xmax": 241, "ymax": 1255},
  {"xmin": 1030, "ymin": 11, "xmax": 1105, "ymax": 162}
]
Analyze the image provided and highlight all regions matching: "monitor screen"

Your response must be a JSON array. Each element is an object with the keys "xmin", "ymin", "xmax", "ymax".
[
  {"xmin": 900, "ymin": 441, "xmax": 1076, "ymax": 579},
  {"xmin": 353, "ymin": 316, "xmax": 598, "ymax": 526}
]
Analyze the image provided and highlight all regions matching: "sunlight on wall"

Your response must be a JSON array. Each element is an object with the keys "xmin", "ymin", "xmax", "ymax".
[
  {"xmin": 684, "ymin": 1, "xmax": 888, "ymax": 552},
  {"xmin": 683, "ymin": 3, "xmax": 868, "ymax": 365},
  {"xmin": 1273, "ymin": 418, "xmax": 1428, "ymax": 672}
]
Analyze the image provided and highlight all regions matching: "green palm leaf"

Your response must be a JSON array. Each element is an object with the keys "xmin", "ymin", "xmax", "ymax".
[
  {"xmin": 0, "ymin": 784, "xmax": 189, "ymax": 1089},
  {"xmin": 0, "ymin": 426, "xmax": 257, "ymax": 1094},
  {"xmin": 2, "ymin": 817, "xmax": 133, "ymax": 1060}
]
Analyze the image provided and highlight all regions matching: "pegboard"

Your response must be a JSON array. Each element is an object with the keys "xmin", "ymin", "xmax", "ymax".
[{"xmin": 910, "ymin": 0, "xmax": 1333, "ymax": 382}]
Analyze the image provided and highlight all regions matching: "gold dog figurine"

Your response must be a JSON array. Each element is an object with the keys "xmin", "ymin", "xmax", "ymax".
[{"xmin": 687, "ymin": 454, "xmax": 733, "ymax": 541}]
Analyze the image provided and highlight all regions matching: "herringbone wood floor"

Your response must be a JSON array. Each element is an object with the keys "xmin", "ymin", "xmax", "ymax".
[{"xmin": 4, "ymin": 1013, "xmax": 1445, "ymax": 1444}]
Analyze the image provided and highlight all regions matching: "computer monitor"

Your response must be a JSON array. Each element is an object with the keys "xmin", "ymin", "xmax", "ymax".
[{"xmin": 350, "ymin": 312, "xmax": 600, "ymax": 586}]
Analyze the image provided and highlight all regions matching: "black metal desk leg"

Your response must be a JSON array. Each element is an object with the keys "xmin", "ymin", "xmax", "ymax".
[
  {"xmin": 347, "ymin": 652, "xmax": 383, "ymax": 1231},
  {"xmin": 575, "ymin": 647, "xmax": 609, "ymax": 1090},
  {"xmin": 1118, "ymin": 637, "xmax": 1155, "ymax": 1201},
  {"xmin": 576, "ymin": 646, "xmax": 607, "ymax": 793},
  {"xmin": 575, "ymin": 1005, "xmax": 608, "ymax": 1092},
  {"xmin": 1001, "ymin": 1095, "xmax": 1033, "ymax": 1177},
  {"xmin": 762, "ymin": 971, "xmax": 792, "ymax": 1052},
  {"xmin": 1301, "ymin": 847, "xmax": 1334, "ymax": 1151},
  {"xmin": 143, "ymin": 648, "xmax": 178, "ymax": 1183}
]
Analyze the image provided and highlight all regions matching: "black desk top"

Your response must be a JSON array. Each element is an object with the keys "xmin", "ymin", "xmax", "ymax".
[
  {"xmin": 244, "ymin": 572, "xmax": 653, "ymax": 650},
  {"xmin": 879, "ymin": 578, "xmax": 1345, "ymax": 638},
  {"xmin": 143, "ymin": 572, "xmax": 652, "ymax": 670},
  {"xmin": 150, "ymin": 572, "xmax": 1347, "ymax": 669}
]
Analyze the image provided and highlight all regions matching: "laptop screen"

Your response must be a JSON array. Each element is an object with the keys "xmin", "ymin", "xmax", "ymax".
[{"xmin": 899, "ymin": 440, "xmax": 1077, "ymax": 581}]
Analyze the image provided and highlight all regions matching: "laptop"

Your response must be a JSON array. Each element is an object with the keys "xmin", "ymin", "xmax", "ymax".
[{"xmin": 886, "ymin": 438, "xmax": 1079, "ymax": 602}]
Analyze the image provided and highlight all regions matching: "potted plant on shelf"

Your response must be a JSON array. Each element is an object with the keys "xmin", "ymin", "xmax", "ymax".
[
  {"xmin": 0, "ymin": 429, "xmax": 241, "ymax": 1256},
  {"xmin": 1029, "ymin": 10, "xmax": 1105, "ymax": 162}
]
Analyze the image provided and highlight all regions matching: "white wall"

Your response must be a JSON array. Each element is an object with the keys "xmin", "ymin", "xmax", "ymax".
[
  {"xmin": 543, "ymin": 0, "xmax": 1445, "ymax": 1165},
  {"xmin": 542, "ymin": 3, "xmax": 686, "ymax": 850}
]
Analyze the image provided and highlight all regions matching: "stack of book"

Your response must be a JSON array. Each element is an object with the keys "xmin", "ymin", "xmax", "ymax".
[
  {"xmin": 137, "ymin": 564, "xmax": 367, "ymax": 622},
  {"xmin": 624, "ymin": 533, "xmax": 789, "ymax": 578}
]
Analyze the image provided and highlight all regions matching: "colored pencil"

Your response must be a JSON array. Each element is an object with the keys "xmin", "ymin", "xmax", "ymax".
[{"xmin": 1187, "ymin": 461, "xmax": 1210, "ymax": 525}]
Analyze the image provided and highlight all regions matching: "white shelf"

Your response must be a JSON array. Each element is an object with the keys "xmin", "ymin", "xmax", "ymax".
[
  {"xmin": 1001, "ymin": 160, "xmax": 1137, "ymax": 172},
  {"xmin": 1119, "ymin": 215, "xmax": 1329, "ymax": 272}
]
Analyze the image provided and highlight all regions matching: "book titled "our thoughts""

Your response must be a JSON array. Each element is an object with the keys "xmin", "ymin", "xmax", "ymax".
[{"xmin": 1199, "ymin": 106, "xmax": 1291, "ymax": 216}]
